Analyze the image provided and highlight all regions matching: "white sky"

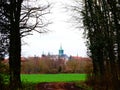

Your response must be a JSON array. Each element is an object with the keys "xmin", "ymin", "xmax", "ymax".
[{"xmin": 22, "ymin": 0, "xmax": 87, "ymax": 57}]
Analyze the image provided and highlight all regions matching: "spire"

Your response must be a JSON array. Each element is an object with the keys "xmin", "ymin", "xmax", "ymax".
[{"xmin": 60, "ymin": 44, "xmax": 63, "ymax": 50}]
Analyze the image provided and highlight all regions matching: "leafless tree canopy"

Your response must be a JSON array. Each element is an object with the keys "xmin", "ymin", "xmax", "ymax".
[{"xmin": 20, "ymin": 0, "xmax": 51, "ymax": 37}]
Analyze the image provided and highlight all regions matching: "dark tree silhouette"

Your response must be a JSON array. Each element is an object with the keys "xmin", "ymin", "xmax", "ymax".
[
  {"xmin": 0, "ymin": 0, "xmax": 51, "ymax": 89},
  {"xmin": 71, "ymin": 0, "xmax": 120, "ymax": 89},
  {"xmin": 8, "ymin": 0, "xmax": 23, "ymax": 89}
]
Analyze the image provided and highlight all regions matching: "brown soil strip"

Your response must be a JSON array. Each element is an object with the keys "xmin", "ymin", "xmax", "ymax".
[{"xmin": 36, "ymin": 82, "xmax": 83, "ymax": 90}]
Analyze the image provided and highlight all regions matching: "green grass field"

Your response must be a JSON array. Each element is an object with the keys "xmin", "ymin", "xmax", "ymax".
[{"xmin": 21, "ymin": 74, "xmax": 87, "ymax": 83}]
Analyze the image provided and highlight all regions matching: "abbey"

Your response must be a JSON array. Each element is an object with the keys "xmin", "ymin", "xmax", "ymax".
[{"xmin": 42, "ymin": 46, "xmax": 69, "ymax": 60}]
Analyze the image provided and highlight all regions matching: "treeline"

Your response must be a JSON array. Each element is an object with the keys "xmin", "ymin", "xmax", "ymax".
[
  {"xmin": 20, "ymin": 57, "xmax": 92, "ymax": 74},
  {"xmin": 79, "ymin": 0, "xmax": 120, "ymax": 90}
]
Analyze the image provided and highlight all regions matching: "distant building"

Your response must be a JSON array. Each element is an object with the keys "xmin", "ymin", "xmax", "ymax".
[
  {"xmin": 59, "ymin": 45, "xmax": 64, "ymax": 56},
  {"xmin": 41, "ymin": 46, "xmax": 91, "ymax": 61},
  {"xmin": 58, "ymin": 46, "xmax": 69, "ymax": 60},
  {"xmin": 42, "ymin": 45, "xmax": 69, "ymax": 60}
]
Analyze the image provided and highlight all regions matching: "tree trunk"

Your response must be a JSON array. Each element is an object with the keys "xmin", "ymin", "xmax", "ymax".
[
  {"xmin": 9, "ymin": 23, "xmax": 21, "ymax": 89},
  {"xmin": 9, "ymin": 0, "xmax": 22, "ymax": 89}
]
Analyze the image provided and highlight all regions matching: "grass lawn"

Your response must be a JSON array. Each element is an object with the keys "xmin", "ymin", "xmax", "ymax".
[{"xmin": 21, "ymin": 74, "xmax": 87, "ymax": 83}]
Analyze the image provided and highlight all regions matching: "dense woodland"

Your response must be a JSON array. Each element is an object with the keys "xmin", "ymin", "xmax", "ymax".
[{"xmin": 0, "ymin": 0, "xmax": 120, "ymax": 90}]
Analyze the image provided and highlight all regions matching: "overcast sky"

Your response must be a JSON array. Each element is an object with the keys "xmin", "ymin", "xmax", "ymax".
[{"xmin": 22, "ymin": 0, "xmax": 87, "ymax": 57}]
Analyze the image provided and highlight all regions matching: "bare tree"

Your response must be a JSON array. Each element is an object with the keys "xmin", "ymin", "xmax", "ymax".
[
  {"xmin": 20, "ymin": 0, "xmax": 51, "ymax": 37},
  {"xmin": 0, "ymin": 0, "xmax": 51, "ymax": 89}
]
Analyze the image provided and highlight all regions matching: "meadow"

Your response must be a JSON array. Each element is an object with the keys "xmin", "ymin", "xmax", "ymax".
[{"xmin": 21, "ymin": 74, "xmax": 87, "ymax": 83}]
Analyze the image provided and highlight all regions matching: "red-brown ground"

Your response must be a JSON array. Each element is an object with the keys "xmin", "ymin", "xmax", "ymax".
[{"xmin": 36, "ymin": 82, "xmax": 83, "ymax": 90}]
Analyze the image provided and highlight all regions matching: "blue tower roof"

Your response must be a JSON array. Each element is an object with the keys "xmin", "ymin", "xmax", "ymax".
[{"xmin": 59, "ymin": 45, "xmax": 64, "ymax": 56}]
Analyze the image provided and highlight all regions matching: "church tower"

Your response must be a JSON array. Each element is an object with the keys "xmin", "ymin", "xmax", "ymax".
[{"xmin": 59, "ymin": 45, "xmax": 64, "ymax": 56}]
